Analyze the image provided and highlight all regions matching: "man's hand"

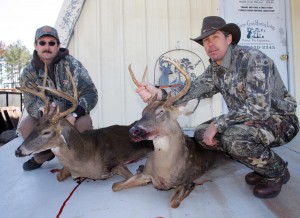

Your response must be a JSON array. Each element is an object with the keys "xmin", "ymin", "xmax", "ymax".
[
  {"xmin": 203, "ymin": 122, "xmax": 218, "ymax": 146},
  {"xmin": 65, "ymin": 114, "xmax": 76, "ymax": 126},
  {"xmin": 39, "ymin": 102, "xmax": 57, "ymax": 115},
  {"xmin": 135, "ymin": 81, "xmax": 162, "ymax": 102}
]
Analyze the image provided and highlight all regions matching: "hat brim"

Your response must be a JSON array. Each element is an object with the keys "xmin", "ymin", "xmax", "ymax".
[
  {"xmin": 191, "ymin": 23, "xmax": 241, "ymax": 46},
  {"xmin": 35, "ymin": 33, "xmax": 60, "ymax": 42}
]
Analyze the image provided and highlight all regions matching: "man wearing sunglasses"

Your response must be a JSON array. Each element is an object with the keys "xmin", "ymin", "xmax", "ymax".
[{"xmin": 17, "ymin": 25, "xmax": 98, "ymax": 171}]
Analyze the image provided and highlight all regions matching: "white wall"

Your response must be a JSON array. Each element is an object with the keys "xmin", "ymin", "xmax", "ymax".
[{"xmin": 61, "ymin": 0, "xmax": 220, "ymax": 128}]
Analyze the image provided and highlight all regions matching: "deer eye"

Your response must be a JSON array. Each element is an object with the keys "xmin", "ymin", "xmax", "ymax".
[
  {"xmin": 42, "ymin": 130, "xmax": 51, "ymax": 135},
  {"xmin": 157, "ymin": 110, "xmax": 164, "ymax": 117}
]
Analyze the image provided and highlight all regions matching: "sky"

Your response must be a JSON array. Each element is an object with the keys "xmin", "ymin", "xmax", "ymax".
[{"xmin": 0, "ymin": 0, "xmax": 64, "ymax": 53}]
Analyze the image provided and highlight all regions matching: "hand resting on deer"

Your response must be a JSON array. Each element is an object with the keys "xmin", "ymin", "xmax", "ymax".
[
  {"xmin": 112, "ymin": 59, "xmax": 225, "ymax": 208},
  {"xmin": 15, "ymin": 67, "xmax": 153, "ymax": 182}
]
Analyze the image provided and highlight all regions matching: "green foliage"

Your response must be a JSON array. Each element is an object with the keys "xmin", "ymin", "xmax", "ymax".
[
  {"xmin": 4, "ymin": 40, "xmax": 31, "ymax": 74},
  {"xmin": 2, "ymin": 40, "xmax": 31, "ymax": 87}
]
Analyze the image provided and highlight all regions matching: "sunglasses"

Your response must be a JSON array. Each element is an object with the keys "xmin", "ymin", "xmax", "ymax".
[{"xmin": 38, "ymin": 41, "xmax": 56, "ymax": 46}]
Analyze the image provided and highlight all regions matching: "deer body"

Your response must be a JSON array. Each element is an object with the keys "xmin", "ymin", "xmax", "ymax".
[
  {"xmin": 146, "ymin": 135, "xmax": 217, "ymax": 190},
  {"xmin": 112, "ymin": 100, "xmax": 223, "ymax": 207},
  {"xmin": 112, "ymin": 60, "xmax": 225, "ymax": 208},
  {"xmin": 15, "ymin": 67, "xmax": 153, "ymax": 181},
  {"xmin": 16, "ymin": 116, "xmax": 153, "ymax": 181}
]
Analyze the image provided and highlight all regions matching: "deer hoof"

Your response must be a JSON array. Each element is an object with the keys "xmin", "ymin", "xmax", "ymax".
[
  {"xmin": 56, "ymin": 168, "xmax": 71, "ymax": 182},
  {"xmin": 171, "ymin": 199, "xmax": 180, "ymax": 208},
  {"xmin": 112, "ymin": 182, "xmax": 124, "ymax": 192}
]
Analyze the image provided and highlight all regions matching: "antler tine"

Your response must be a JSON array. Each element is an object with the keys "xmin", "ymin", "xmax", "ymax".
[
  {"xmin": 128, "ymin": 64, "xmax": 154, "ymax": 103},
  {"xmin": 16, "ymin": 84, "xmax": 50, "ymax": 111},
  {"xmin": 16, "ymin": 68, "xmax": 50, "ymax": 115},
  {"xmin": 128, "ymin": 64, "xmax": 140, "ymax": 87},
  {"xmin": 40, "ymin": 66, "xmax": 78, "ymax": 123},
  {"xmin": 41, "ymin": 63, "xmax": 49, "ymax": 114},
  {"xmin": 128, "ymin": 64, "xmax": 148, "ymax": 87},
  {"xmin": 162, "ymin": 58, "xmax": 191, "ymax": 105},
  {"xmin": 142, "ymin": 65, "xmax": 148, "ymax": 82}
]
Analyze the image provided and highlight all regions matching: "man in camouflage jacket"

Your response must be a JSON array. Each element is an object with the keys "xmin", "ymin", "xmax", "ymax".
[
  {"xmin": 135, "ymin": 16, "xmax": 299, "ymax": 198},
  {"xmin": 18, "ymin": 26, "xmax": 98, "ymax": 171}
]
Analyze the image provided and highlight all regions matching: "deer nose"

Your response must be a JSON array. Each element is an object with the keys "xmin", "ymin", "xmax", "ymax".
[
  {"xmin": 129, "ymin": 126, "xmax": 146, "ymax": 137},
  {"xmin": 15, "ymin": 147, "xmax": 23, "ymax": 157}
]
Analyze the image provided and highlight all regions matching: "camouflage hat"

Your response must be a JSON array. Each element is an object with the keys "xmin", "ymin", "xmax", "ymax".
[{"xmin": 34, "ymin": 25, "xmax": 60, "ymax": 42}]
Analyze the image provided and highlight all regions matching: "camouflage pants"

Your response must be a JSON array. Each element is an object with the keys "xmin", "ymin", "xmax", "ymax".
[{"xmin": 194, "ymin": 114, "xmax": 299, "ymax": 178}]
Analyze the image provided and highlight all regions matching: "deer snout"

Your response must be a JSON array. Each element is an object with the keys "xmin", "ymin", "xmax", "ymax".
[
  {"xmin": 15, "ymin": 147, "xmax": 25, "ymax": 157},
  {"xmin": 15, "ymin": 146, "xmax": 30, "ymax": 157},
  {"xmin": 129, "ymin": 126, "xmax": 147, "ymax": 142}
]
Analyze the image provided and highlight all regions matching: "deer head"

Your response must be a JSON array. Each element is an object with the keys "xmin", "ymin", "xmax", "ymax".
[
  {"xmin": 128, "ymin": 59, "xmax": 198, "ymax": 142},
  {"xmin": 15, "ymin": 64, "xmax": 79, "ymax": 156}
]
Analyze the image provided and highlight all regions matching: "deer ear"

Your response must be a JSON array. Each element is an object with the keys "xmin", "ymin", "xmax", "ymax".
[
  {"xmin": 60, "ymin": 122, "xmax": 84, "ymax": 150},
  {"xmin": 177, "ymin": 99, "xmax": 199, "ymax": 116},
  {"xmin": 60, "ymin": 126, "xmax": 72, "ymax": 150}
]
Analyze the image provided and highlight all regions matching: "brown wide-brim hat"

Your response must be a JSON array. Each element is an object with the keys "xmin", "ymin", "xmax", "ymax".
[{"xmin": 191, "ymin": 16, "xmax": 241, "ymax": 46}]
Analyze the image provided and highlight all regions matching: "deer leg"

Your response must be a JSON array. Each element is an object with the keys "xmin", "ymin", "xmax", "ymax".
[
  {"xmin": 170, "ymin": 182, "xmax": 195, "ymax": 208},
  {"xmin": 114, "ymin": 164, "xmax": 133, "ymax": 179},
  {"xmin": 57, "ymin": 167, "xmax": 72, "ymax": 182},
  {"xmin": 112, "ymin": 173, "xmax": 151, "ymax": 192}
]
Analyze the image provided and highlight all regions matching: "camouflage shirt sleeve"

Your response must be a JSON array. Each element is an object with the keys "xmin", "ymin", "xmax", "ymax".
[
  {"xmin": 66, "ymin": 56, "xmax": 98, "ymax": 114},
  {"xmin": 172, "ymin": 45, "xmax": 296, "ymax": 133},
  {"xmin": 172, "ymin": 67, "xmax": 219, "ymax": 104},
  {"xmin": 20, "ymin": 66, "xmax": 47, "ymax": 119}
]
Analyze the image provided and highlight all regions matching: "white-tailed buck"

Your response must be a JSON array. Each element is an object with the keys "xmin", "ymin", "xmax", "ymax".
[
  {"xmin": 15, "ymin": 67, "xmax": 153, "ymax": 181},
  {"xmin": 112, "ymin": 59, "xmax": 225, "ymax": 208}
]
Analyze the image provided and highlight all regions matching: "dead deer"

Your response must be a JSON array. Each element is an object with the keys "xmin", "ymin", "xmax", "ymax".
[
  {"xmin": 112, "ymin": 59, "xmax": 225, "ymax": 208},
  {"xmin": 15, "ymin": 67, "xmax": 153, "ymax": 182}
]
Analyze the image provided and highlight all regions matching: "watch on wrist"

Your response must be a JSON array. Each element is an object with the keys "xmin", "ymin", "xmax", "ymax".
[{"xmin": 71, "ymin": 112, "xmax": 78, "ymax": 118}]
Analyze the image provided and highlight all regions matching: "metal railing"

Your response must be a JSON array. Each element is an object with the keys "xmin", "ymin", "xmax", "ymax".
[
  {"xmin": 0, "ymin": 90, "xmax": 23, "ymax": 110},
  {"xmin": 0, "ymin": 90, "xmax": 23, "ymax": 133}
]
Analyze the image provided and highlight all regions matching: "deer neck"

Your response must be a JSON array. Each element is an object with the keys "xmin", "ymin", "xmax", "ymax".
[
  {"xmin": 55, "ymin": 120, "xmax": 85, "ymax": 153},
  {"xmin": 152, "ymin": 129, "xmax": 186, "ymax": 153}
]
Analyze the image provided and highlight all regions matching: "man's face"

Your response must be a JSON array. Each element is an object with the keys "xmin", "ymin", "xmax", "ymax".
[
  {"xmin": 34, "ymin": 36, "xmax": 60, "ymax": 64},
  {"xmin": 202, "ymin": 30, "xmax": 232, "ymax": 65}
]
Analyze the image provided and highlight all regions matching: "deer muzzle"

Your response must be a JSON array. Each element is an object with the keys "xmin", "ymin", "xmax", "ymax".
[
  {"xmin": 15, "ymin": 146, "xmax": 28, "ymax": 157},
  {"xmin": 129, "ymin": 126, "xmax": 147, "ymax": 142}
]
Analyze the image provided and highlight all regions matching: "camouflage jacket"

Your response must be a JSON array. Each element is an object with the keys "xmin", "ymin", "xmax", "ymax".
[
  {"xmin": 176, "ymin": 45, "xmax": 297, "ymax": 133},
  {"xmin": 21, "ymin": 48, "xmax": 98, "ymax": 119}
]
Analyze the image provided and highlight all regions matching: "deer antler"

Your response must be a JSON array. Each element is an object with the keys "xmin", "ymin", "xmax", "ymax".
[
  {"xmin": 17, "ymin": 63, "xmax": 50, "ymax": 115},
  {"xmin": 128, "ymin": 64, "xmax": 155, "ymax": 102},
  {"xmin": 128, "ymin": 64, "xmax": 148, "ymax": 87},
  {"xmin": 17, "ymin": 64, "xmax": 78, "ymax": 123},
  {"xmin": 128, "ymin": 61, "xmax": 190, "ymax": 104},
  {"xmin": 40, "ymin": 65, "xmax": 78, "ymax": 123},
  {"xmin": 162, "ymin": 58, "xmax": 191, "ymax": 106}
]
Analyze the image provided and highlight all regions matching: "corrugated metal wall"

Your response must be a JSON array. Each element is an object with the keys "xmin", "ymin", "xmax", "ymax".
[{"xmin": 66, "ymin": 0, "xmax": 221, "ymax": 128}]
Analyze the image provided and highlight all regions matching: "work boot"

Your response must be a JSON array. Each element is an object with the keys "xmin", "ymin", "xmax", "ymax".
[
  {"xmin": 245, "ymin": 172, "xmax": 264, "ymax": 185},
  {"xmin": 253, "ymin": 168, "xmax": 290, "ymax": 198},
  {"xmin": 23, "ymin": 157, "xmax": 43, "ymax": 171},
  {"xmin": 23, "ymin": 155, "xmax": 55, "ymax": 171}
]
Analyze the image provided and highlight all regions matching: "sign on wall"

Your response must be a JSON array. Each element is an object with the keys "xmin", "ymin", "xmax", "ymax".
[{"xmin": 222, "ymin": 0, "xmax": 289, "ymax": 88}]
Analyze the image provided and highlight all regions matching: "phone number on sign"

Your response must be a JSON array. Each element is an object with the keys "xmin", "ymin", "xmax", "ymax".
[{"xmin": 252, "ymin": 45, "xmax": 276, "ymax": 49}]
